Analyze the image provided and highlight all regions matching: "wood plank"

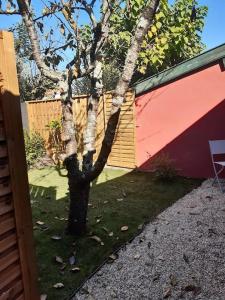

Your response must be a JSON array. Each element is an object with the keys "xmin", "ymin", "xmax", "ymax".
[
  {"xmin": 0, "ymin": 163, "xmax": 9, "ymax": 178},
  {"xmin": 0, "ymin": 248, "xmax": 19, "ymax": 272},
  {"xmin": 0, "ymin": 263, "xmax": 21, "ymax": 290},
  {"xmin": 15, "ymin": 294, "xmax": 24, "ymax": 300},
  {"xmin": 0, "ymin": 179, "xmax": 11, "ymax": 197},
  {"xmin": 0, "ymin": 233, "xmax": 17, "ymax": 253},
  {"xmin": 0, "ymin": 144, "xmax": 7, "ymax": 158},
  {"xmin": 0, "ymin": 280, "xmax": 23, "ymax": 300},
  {"xmin": 0, "ymin": 217, "xmax": 15, "ymax": 235},
  {"xmin": 0, "ymin": 199, "xmax": 13, "ymax": 215}
]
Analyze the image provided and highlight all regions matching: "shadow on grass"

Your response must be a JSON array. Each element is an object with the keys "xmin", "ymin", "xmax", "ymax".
[{"xmin": 30, "ymin": 169, "xmax": 202, "ymax": 300}]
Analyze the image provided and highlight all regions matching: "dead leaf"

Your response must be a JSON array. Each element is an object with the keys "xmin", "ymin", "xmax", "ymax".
[
  {"xmin": 183, "ymin": 253, "xmax": 189, "ymax": 264},
  {"xmin": 138, "ymin": 224, "xmax": 144, "ymax": 230},
  {"xmin": 117, "ymin": 198, "xmax": 123, "ymax": 202},
  {"xmin": 103, "ymin": 200, "xmax": 108, "ymax": 204},
  {"xmin": 184, "ymin": 284, "xmax": 201, "ymax": 295},
  {"xmin": 51, "ymin": 235, "xmax": 62, "ymax": 241},
  {"xmin": 102, "ymin": 227, "xmax": 109, "ymax": 233},
  {"xmin": 121, "ymin": 226, "xmax": 128, "ymax": 232},
  {"xmin": 90, "ymin": 235, "xmax": 105, "ymax": 246},
  {"xmin": 36, "ymin": 221, "xmax": 44, "ymax": 225},
  {"xmin": 53, "ymin": 282, "xmax": 64, "ymax": 289},
  {"xmin": 69, "ymin": 255, "xmax": 76, "ymax": 265},
  {"xmin": 109, "ymin": 253, "xmax": 118, "ymax": 261},
  {"xmin": 108, "ymin": 231, "xmax": 114, "ymax": 237},
  {"xmin": 96, "ymin": 219, "xmax": 101, "ymax": 224},
  {"xmin": 70, "ymin": 267, "xmax": 80, "ymax": 273},
  {"xmin": 40, "ymin": 294, "xmax": 47, "ymax": 300},
  {"xmin": 122, "ymin": 190, "xmax": 127, "ymax": 197},
  {"xmin": 163, "ymin": 287, "xmax": 171, "ymax": 298},
  {"xmin": 55, "ymin": 256, "xmax": 63, "ymax": 264},
  {"xmin": 169, "ymin": 274, "xmax": 177, "ymax": 286}
]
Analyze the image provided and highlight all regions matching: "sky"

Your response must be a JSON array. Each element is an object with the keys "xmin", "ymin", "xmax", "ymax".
[{"xmin": 0, "ymin": 0, "xmax": 225, "ymax": 51}]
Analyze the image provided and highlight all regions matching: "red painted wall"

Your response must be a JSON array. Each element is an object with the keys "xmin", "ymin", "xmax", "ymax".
[{"xmin": 135, "ymin": 62, "xmax": 225, "ymax": 178}]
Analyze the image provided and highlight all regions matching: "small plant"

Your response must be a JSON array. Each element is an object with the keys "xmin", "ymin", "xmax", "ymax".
[
  {"xmin": 24, "ymin": 131, "xmax": 45, "ymax": 167},
  {"xmin": 151, "ymin": 153, "xmax": 177, "ymax": 181},
  {"xmin": 46, "ymin": 119, "xmax": 64, "ymax": 164}
]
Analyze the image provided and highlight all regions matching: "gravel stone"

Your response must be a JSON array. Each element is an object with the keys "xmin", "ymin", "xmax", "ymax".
[{"xmin": 73, "ymin": 180, "xmax": 225, "ymax": 300}]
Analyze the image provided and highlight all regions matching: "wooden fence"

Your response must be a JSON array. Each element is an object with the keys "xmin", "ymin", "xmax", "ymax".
[
  {"xmin": 27, "ymin": 90, "xmax": 136, "ymax": 169},
  {"xmin": 0, "ymin": 31, "xmax": 39, "ymax": 299}
]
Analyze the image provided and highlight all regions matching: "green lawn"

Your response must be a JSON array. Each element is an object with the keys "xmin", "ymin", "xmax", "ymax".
[{"xmin": 29, "ymin": 167, "xmax": 202, "ymax": 300}]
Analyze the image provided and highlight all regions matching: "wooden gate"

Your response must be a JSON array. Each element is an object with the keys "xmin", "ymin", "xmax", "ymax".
[{"xmin": 0, "ymin": 31, "xmax": 39, "ymax": 299}]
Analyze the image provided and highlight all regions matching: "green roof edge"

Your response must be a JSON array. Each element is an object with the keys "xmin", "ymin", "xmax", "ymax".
[{"xmin": 134, "ymin": 43, "xmax": 225, "ymax": 96}]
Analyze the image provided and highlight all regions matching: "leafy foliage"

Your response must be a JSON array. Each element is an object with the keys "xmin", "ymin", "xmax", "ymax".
[
  {"xmin": 12, "ymin": 22, "xmax": 56, "ymax": 101},
  {"xmin": 24, "ymin": 131, "xmax": 45, "ymax": 167},
  {"xmin": 108, "ymin": 0, "xmax": 208, "ymax": 77}
]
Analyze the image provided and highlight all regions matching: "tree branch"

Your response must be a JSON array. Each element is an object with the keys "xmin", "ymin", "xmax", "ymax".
[
  {"xmin": 84, "ymin": 0, "xmax": 160, "ymax": 182},
  {"xmin": 0, "ymin": 9, "xmax": 20, "ymax": 14},
  {"xmin": 16, "ymin": 0, "xmax": 61, "ymax": 82}
]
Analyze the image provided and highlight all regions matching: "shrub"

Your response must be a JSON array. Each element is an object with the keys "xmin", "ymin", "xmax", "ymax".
[
  {"xmin": 151, "ymin": 153, "xmax": 177, "ymax": 181},
  {"xmin": 24, "ymin": 131, "xmax": 45, "ymax": 167}
]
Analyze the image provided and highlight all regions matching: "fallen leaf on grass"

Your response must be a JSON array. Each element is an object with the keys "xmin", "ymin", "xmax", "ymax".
[
  {"xmin": 55, "ymin": 256, "xmax": 63, "ymax": 264},
  {"xmin": 108, "ymin": 231, "xmax": 114, "ymax": 237},
  {"xmin": 122, "ymin": 190, "xmax": 127, "ymax": 197},
  {"xmin": 69, "ymin": 255, "xmax": 76, "ymax": 265},
  {"xmin": 36, "ymin": 221, "xmax": 45, "ymax": 225},
  {"xmin": 109, "ymin": 253, "xmax": 118, "ymax": 261},
  {"xmin": 102, "ymin": 227, "xmax": 109, "ymax": 233},
  {"xmin": 51, "ymin": 235, "xmax": 62, "ymax": 241},
  {"xmin": 121, "ymin": 226, "xmax": 128, "ymax": 232},
  {"xmin": 40, "ymin": 295, "xmax": 47, "ymax": 300},
  {"xmin": 138, "ymin": 224, "xmax": 144, "ymax": 230},
  {"xmin": 53, "ymin": 283, "xmax": 64, "ymax": 289},
  {"xmin": 117, "ymin": 198, "xmax": 123, "ymax": 202},
  {"xmin": 54, "ymin": 216, "xmax": 66, "ymax": 221},
  {"xmin": 103, "ymin": 200, "xmax": 108, "ymax": 204},
  {"xmin": 90, "ymin": 235, "xmax": 104, "ymax": 246},
  {"xmin": 70, "ymin": 267, "xmax": 80, "ymax": 273}
]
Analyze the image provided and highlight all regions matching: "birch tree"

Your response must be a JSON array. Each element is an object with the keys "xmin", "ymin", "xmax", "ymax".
[{"xmin": 1, "ymin": 0, "xmax": 160, "ymax": 235}]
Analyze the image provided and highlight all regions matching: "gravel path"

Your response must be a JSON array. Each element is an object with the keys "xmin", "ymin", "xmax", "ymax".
[{"xmin": 74, "ymin": 180, "xmax": 225, "ymax": 300}]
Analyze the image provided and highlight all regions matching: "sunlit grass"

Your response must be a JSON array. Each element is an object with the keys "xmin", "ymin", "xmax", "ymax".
[{"xmin": 29, "ymin": 167, "xmax": 202, "ymax": 300}]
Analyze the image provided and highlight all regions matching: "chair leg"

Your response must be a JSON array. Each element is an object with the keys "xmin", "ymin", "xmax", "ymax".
[{"xmin": 214, "ymin": 165, "xmax": 225, "ymax": 193}]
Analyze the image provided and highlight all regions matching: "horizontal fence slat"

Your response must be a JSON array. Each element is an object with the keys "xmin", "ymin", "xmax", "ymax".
[
  {"xmin": 0, "ymin": 263, "xmax": 21, "ymax": 290},
  {"xmin": 0, "ymin": 249, "xmax": 19, "ymax": 272},
  {"xmin": 0, "ymin": 233, "xmax": 17, "ymax": 254},
  {"xmin": 0, "ymin": 217, "xmax": 15, "ymax": 235}
]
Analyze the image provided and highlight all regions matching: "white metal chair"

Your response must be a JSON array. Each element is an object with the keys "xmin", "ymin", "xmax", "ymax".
[{"xmin": 209, "ymin": 140, "xmax": 225, "ymax": 192}]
